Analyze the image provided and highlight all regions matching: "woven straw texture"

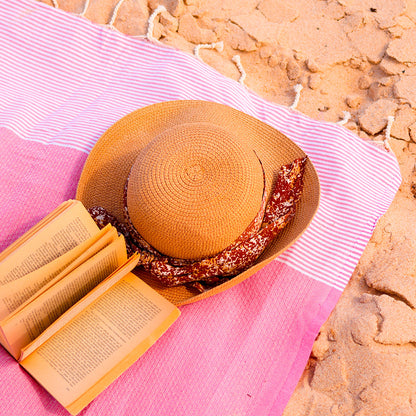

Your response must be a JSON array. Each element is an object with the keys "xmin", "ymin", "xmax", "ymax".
[
  {"xmin": 76, "ymin": 100, "xmax": 320, "ymax": 305},
  {"xmin": 128, "ymin": 122, "xmax": 264, "ymax": 259}
]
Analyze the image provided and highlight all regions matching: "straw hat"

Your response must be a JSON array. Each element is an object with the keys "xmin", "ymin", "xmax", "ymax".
[{"xmin": 76, "ymin": 100, "xmax": 320, "ymax": 305}]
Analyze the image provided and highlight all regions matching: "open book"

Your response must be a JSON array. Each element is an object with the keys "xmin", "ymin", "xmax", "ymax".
[{"xmin": 0, "ymin": 200, "xmax": 180, "ymax": 415}]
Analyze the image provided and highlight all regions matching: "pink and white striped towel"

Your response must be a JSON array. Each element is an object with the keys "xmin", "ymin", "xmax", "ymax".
[{"xmin": 0, "ymin": 0, "xmax": 401, "ymax": 415}]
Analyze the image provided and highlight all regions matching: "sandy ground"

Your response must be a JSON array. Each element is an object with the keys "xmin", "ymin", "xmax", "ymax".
[{"xmin": 39, "ymin": 0, "xmax": 416, "ymax": 414}]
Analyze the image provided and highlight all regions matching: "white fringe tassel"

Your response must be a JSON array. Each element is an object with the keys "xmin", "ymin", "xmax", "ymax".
[
  {"xmin": 79, "ymin": 0, "xmax": 90, "ymax": 17},
  {"xmin": 289, "ymin": 84, "xmax": 303, "ymax": 110},
  {"xmin": 337, "ymin": 111, "xmax": 351, "ymax": 126},
  {"xmin": 147, "ymin": 5, "xmax": 167, "ymax": 42},
  {"xmin": 383, "ymin": 115, "xmax": 395, "ymax": 152},
  {"xmin": 194, "ymin": 41, "xmax": 224, "ymax": 60},
  {"xmin": 108, "ymin": 0, "xmax": 125, "ymax": 30},
  {"xmin": 107, "ymin": 1, "xmax": 166, "ymax": 40},
  {"xmin": 232, "ymin": 55, "xmax": 246, "ymax": 86},
  {"xmin": 373, "ymin": 115, "xmax": 395, "ymax": 152}
]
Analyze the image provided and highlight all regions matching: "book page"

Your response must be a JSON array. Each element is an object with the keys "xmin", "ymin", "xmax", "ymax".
[
  {"xmin": 20, "ymin": 254, "xmax": 141, "ymax": 361},
  {"xmin": 20, "ymin": 272, "xmax": 180, "ymax": 415},
  {"xmin": 0, "ymin": 225, "xmax": 118, "ymax": 320},
  {"xmin": 0, "ymin": 200, "xmax": 98, "ymax": 285},
  {"xmin": 0, "ymin": 236, "xmax": 127, "ymax": 359}
]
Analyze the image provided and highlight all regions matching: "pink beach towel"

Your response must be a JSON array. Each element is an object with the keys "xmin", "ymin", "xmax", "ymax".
[{"xmin": 0, "ymin": 1, "xmax": 401, "ymax": 415}]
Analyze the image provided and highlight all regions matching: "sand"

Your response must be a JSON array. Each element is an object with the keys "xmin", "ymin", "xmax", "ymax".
[{"xmin": 39, "ymin": 0, "xmax": 416, "ymax": 414}]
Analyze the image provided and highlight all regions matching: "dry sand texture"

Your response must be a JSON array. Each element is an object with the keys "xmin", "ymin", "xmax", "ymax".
[{"xmin": 38, "ymin": 0, "xmax": 416, "ymax": 414}]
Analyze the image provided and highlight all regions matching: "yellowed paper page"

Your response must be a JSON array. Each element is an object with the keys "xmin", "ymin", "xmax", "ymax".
[
  {"xmin": 0, "ymin": 200, "xmax": 98, "ymax": 285},
  {"xmin": 20, "ymin": 272, "xmax": 180, "ymax": 415},
  {"xmin": 0, "ymin": 225, "xmax": 118, "ymax": 320},
  {"xmin": 67, "ymin": 306, "xmax": 179, "ymax": 416},
  {"xmin": 20, "ymin": 254, "xmax": 141, "ymax": 361},
  {"xmin": 0, "ymin": 330, "xmax": 9, "ymax": 350},
  {"xmin": 0, "ymin": 236, "xmax": 127, "ymax": 359}
]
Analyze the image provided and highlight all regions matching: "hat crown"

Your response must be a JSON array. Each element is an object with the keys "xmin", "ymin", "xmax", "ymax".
[{"xmin": 127, "ymin": 122, "xmax": 264, "ymax": 260}]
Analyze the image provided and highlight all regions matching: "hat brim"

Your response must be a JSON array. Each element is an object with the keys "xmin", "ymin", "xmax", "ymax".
[{"xmin": 76, "ymin": 100, "xmax": 320, "ymax": 306}]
